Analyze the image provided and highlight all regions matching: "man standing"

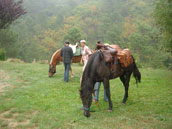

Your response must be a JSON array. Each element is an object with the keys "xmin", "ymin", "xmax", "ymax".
[{"xmin": 60, "ymin": 41, "xmax": 73, "ymax": 82}]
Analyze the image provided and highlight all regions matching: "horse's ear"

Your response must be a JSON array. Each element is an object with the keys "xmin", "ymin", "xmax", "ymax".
[{"xmin": 76, "ymin": 42, "xmax": 79, "ymax": 46}]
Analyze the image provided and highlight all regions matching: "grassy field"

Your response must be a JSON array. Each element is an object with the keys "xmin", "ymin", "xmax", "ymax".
[{"xmin": 0, "ymin": 61, "xmax": 172, "ymax": 129}]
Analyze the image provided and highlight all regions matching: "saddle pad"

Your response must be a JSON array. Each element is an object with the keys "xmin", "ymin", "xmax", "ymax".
[{"xmin": 74, "ymin": 47, "xmax": 82, "ymax": 56}]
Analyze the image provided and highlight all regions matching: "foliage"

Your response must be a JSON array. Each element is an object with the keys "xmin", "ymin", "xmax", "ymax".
[
  {"xmin": 0, "ymin": 0, "xmax": 26, "ymax": 29},
  {"xmin": 0, "ymin": 48, "xmax": 6, "ymax": 60},
  {"xmin": 0, "ymin": 0, "xmax": 171, "ymax": 68},
  {"xmin": 63, "ymin": 28, "xmax": 84, "ymax": 43},
  {"xmin": 0, "ymin": 29, "xmax": 19, "ymax": 58},
  {"xmin": 154, "ymin": 0, "xmax": 172, "ymax": 51}
]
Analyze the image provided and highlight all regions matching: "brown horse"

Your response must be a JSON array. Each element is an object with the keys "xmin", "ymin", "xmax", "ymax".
[
  {"xmin": 48, "ymin": 48, "xmax": 82, "ymax": 77},
  {"xmin": 80, "ymin": 45, "xmax": 141, "ymax": 117}
]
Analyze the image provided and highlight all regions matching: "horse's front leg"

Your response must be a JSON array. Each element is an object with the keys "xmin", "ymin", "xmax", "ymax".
[{"xmin": 103, "ymin": 78, "xmax": 113, "ymax": 111}]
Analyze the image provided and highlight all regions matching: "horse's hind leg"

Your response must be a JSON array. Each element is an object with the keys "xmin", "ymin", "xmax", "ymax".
[
  {"xmin": 70, "ymin": 67, "xmax": 74, "ymax": 78},
  {"xmin": 120, "ymin": 73, "xmax": 131, "ymax": 103},
  {"xmin": 103, "ymin": 78, "xmax": 113, "ymax": 111}
]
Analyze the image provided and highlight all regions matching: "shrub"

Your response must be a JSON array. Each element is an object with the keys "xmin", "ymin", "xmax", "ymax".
[
  {"xmin": 6, "ymin": 58, "xmax": 24, "ymax": 63},
  {"xmin": 0, "ymin": 48, "xmax": 6, "ymax": 61}
]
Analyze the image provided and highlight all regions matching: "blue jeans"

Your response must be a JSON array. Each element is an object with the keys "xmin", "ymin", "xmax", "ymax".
[
  {"xmin": 94, "ymin": 82, "xmax": 108, "ymax": 101},
  {"xmin": 63, "ymin": 63, "xmax": 70, "ymax": 82}
]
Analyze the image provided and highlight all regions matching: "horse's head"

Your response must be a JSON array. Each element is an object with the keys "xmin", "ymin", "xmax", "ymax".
[
  {"xmin": 48, "ymin": 64, "xmax": 56, "ymax": 77},
  {"xmin": 69, "ymin": 42, "xmax": 79, "ymax": 54},
  {"xmin": 80, "ymin": 88, "xmax": 92, "ymax": 117}
]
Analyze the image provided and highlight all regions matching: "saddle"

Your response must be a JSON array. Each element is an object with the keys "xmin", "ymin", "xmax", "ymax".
[
  {"xmin": 100, "ymin": 49, "xmax": 117, "ymax": 63},
  {"xmin": 117, "ymin": 48, "xmax": 133, "ymax": 67},
  {"xmin": 97, "ymin": 44, "xmax": 133, "ymax": 67}
]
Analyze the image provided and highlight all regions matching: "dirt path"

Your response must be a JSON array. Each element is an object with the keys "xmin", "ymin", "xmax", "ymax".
[
  {"xmin": 0, "ymin": 109, "xmax": 33, "ymax": 129},
  {"xmin": 0, "ymin": 70, "xmax": 11, "ymax": 93},
  {"xmin": 0, "ymin": 69, "xmax": 38, "ymax": 128}
]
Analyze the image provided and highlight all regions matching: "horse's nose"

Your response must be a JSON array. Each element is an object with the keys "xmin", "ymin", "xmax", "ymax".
[
  {"xmin": 84, "ymin": 111, "xmax": 90, "ymax": 117},
  {"xmin": 48, "ymin": 75, "xmax": 52, "ymax": 78}
]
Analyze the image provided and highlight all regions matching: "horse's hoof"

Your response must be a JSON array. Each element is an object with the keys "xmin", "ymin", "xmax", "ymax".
[{"xmin": 108, "ymin": 109, "xmax": 112, "ymax": 112}]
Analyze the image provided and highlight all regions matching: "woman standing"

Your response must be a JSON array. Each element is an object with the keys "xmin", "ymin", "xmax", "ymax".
[{"xmin": 80, "ymin": 40, "xmax": 92, "ymax": 71}]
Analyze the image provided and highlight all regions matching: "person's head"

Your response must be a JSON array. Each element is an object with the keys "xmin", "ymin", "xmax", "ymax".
[
  {"xmin": 97, "ymin": 41, "xmax": 101, "ymax": 44},
  {"xmin": 65, "ymin": 41, "xmax": 70, "ymax": 46},
  {"xmin": 80, "ymin": 40, "xmax": 86, "ymax": 47}
]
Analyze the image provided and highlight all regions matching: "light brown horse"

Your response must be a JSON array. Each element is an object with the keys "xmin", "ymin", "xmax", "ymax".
[{"xmin": 48, "ymin": 48, "xmax": 82, "ymax": 77}]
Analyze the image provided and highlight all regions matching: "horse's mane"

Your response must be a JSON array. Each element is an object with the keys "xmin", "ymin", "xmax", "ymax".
[
  {"xmin": 81, "ymin": 51, "xmax": 103, "ymax": 84},
  {"xmin": 50, "ymin": 49, "xmax": 61, "ymax": 64}
]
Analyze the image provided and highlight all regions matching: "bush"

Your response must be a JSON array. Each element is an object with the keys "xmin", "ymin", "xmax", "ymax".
[
  {"xmin": 0, "ymin": 48, "xmax": 6, "ymax": 61},
  {"xmin": 6, "ymin": 58, "xmax": 24, "ymax": 63}
]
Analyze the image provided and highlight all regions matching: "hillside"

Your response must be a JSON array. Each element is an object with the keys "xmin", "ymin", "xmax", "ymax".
[{"xmin": 0, "ymin": 0, "xmax": 171, "ymax": 68}]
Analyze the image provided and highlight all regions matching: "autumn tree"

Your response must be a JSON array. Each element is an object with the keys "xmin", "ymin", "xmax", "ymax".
[{"xmin": 0, "ymin": 0, "xmax": 26, "ymax": 29}]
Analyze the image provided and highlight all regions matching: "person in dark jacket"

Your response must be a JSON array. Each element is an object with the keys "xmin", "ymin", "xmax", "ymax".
[{"xmin": 60, "ymin": 41, "xmax": 73, "ymax": 82}]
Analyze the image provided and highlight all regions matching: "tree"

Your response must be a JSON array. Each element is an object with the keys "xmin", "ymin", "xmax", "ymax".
[
  {"xmin": 63, "ymin": 28, "xmax": 83, "ymax": 44},
  {"xmin": 0, "ymin": 0, "xmax": 26, "ymax": 29},
  {"xmin": 154, "ymin": 0, "xmax": 172, "ymax": 51},
  {"xmin": 0, "ymin": 29, "xmax": 19, "ymax": 58}
]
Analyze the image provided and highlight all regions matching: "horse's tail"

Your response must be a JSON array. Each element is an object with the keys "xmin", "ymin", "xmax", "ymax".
[{"xmin": 132, "ymin": 57, "xmax": 141, "ymax": 84}]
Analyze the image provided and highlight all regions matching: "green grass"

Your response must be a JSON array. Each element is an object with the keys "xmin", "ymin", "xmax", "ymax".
[{"xmin": 0, "ymin": 61, "xmax": 172, "ymax": 129}]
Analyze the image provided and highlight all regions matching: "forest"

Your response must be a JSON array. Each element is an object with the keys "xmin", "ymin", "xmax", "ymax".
[{"xmin": 0, "ymin": 0, "xmax": 172, "ymax": 68}]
